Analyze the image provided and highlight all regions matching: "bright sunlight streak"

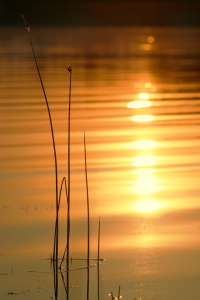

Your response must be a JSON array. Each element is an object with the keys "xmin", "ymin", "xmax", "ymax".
[
  {"xmin": 132, "ymin": 155, "xmax": 157, "ymax": 167},
  {"xmin": 127, "ymin": 100, "xmax": 151, "ymax": 108},
  {"xmin": 138, "ymin": 93, "xmax": 149, "ymax": 100},
  {"xmin": 134, "ymin": 174, "xmax": 159, "ymax": 195},
  {"xmin": 134, "ymin": 199, "xmax": 162, "ymax": 213},
  {"xmin": 132, "ymin": 168, "xmax": 156, "ymax": 175},
  {"xmin": 132, "ymin": 140, "xmax": 157, "ymax": 150},
  {"xmin": 131, "ymin": 115, "xmax": 154, "ymax": 122}
]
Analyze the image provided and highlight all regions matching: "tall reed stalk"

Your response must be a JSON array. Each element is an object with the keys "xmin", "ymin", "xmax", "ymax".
[
  {"xmin": 118, "ymin": 286, "xmax": 121, "ymax": 299},
  {"xmin": 22, "ymin": 15, "xmax": 59, "ymax": 271},
  {"xmin": 53, "ymin": 257, "xmax": 58, "ymax": 298},
  {"xmin": 22, "ymin": 18, "xmax": 104, "ymax": 299},
  {"xmin": 97, "ymin": 217, "xmax": 101, "ymax": 300},
  {"xmin": 66, "ymin": 64, "xmax": 72, "ymax": 297},
  {"xmin": 84, "ymin": 133, "xmax": 90, "ymax": 300}
]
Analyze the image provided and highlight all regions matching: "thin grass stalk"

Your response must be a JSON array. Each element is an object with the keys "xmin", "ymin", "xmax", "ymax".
[
  {"xmin": 60, "ymin": 243, "xmax": 67, "ymax": 269},
  {"xmin": 22, "ymin": 15, "xmax": 59, "ymax": 269},
  {"xmin": 84, "ymin": 133, "xmax": 90, "ymax": 300},
  {"xmin": 66, "ymin": 64, "xmax": 72, "ymax": 297},
  {"xmin": 111, "ymin": 291, "xmax": 113, "ymax": 300},
  {"xmin": 60, "ymin": 270, "xmax": 68, "ymax": 294},
  {"xmin": 53, "ymin": 176, "xmax": 67, "ymax": 263},
  {"xmin": 53, "ymin": 176, "xmax": 68, "ymax": 269},
  {"xmin": 53, "ymin": 260, "xmax": 58, "ymax": 299},
  {"xmin": 118, "ymin": 286, "xmax": 121, "ymax": 299},
  {"xmin": 97, "ymin": 217, "xmax": 101, "ymax": 300}
]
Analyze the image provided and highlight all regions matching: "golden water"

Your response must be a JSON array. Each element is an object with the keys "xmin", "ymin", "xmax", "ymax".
[{"xmin": 1, "ymin": 26, "xmax": 200, "ymax": 299}]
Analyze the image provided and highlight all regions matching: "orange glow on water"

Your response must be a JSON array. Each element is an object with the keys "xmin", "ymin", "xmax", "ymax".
[
  {"xmin": 127, "ymin": 100, "xmax": 151, "ymax": 108},
  {"xmin": 3, "ymin": 28, "xmax": 200, "ymax": 300},
  {"xmin": 147, "ymin": 36, "xmax": 155, "ymax": 43},
  {"xmin": 140, "ymin": 44, "xmax": 152, "ymax": 51},
  {"xmin": 145, "ymin": 82, "xmax": 151, "ymax": 88}
]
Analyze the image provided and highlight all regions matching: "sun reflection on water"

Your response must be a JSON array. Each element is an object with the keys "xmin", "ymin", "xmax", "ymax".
[
  {"xmin": 140, "ymin": 44, "xmax": 153, "ymax": 51},
  {"xmin": 132, "ymin": 155, "xmax": 157, "ymax": 167},
  {"xmin": 138, "ymin": 93, "xmax": 150, "ymax": 100},
  {"xmin": 147, "ymin": 36, "xmax": 155, "ymax": 44},
  {"xmin": 132, "ymin": 168, "xmax": 156, "ymax": 175},
  {"xmin": 131, "ymin": 115, "xmax": 154, "ymax": 122},
  {"xmin": 127, "ymin": 100, "xmax": 151, "ymax": 108},
  {"xmin": 132, "ymin": 140, "xmax": 157, "ymax": 150},
  {"xmin": 145, "ymin": 82, "xmax": 151, "ymax": 88},
  {"xmin": 128, "ymin": 86, "xmax": 163, "ymax": 216},
  {"xmin": 134, "ymin": 174, "xmax": 159, "ymax": 195},
  {"xmin": 134, "ymin": 199, "xmax": 162, "ymax": 213}
]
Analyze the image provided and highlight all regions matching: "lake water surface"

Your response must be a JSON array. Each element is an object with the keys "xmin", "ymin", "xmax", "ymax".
[{"xmin": 1, "ymin": 25, "xmax": 200, "ymax": 300}]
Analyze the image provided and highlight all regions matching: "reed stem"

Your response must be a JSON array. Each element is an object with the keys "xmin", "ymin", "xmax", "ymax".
[
  {"xmin": 66, "ymin": 64, "xmax": 72, "ymax": 297},
  {"xmin": 97, "ymin": 217, "xmax": 101, "ymax": 300},
  {"xmin": 118, "ymin": 286, "xmax": 121, "ymax": 299},
  {"xmin": 84, "ymin": 133, "xmax": 90, "ymax": 300},
  {"xmin": 22, "ymin": 15, "xmax": 59, "ymax": 271}
]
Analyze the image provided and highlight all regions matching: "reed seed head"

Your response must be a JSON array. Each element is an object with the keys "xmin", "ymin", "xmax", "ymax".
[
  {"xmin": 21, "ymin": 14, "xmax": 30, "ymax": 32},
  {"xmin": 67, "ymin": 65, "xmax": 72, "ymax": 73}
]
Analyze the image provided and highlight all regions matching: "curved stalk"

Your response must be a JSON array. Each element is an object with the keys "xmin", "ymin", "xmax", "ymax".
[{"xmin": 22, "ymin": 15, "xmax": 59, "ymax": 269}]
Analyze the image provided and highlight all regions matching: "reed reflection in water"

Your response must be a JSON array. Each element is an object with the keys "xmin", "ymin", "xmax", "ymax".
[{"xmin": 1, "ymin": 25, "xmax": 200, "ymax": 300}]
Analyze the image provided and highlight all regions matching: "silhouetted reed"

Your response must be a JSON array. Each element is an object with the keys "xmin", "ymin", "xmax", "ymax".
[
  {"xmin": 66, "ymin": 64, "xmax": 72, "ymax": 297},
  {"xmin": 98, "ymin": 217, "xmax": 101, "ymax": 300},
  {"xmin": 109, "ymin": 286, "xmax": 121, "ymax": 300},
  {"xmin": 84, "ymin": 133, "xmax": 90, "ymax": 300},
  {"xmin": 56, "ymin": 176, "xmax": 68, "ymax": 270},
  {"xmin": 22, "ymin": 13, "xmax": 59, "ymax": 275},
  {"xmin": 22, "ymin": 17, "xmax": 106, "ymax": 299},
  {"xmin": 118, "ymin": 286, "xmax": 121, "ymax": 299}
]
